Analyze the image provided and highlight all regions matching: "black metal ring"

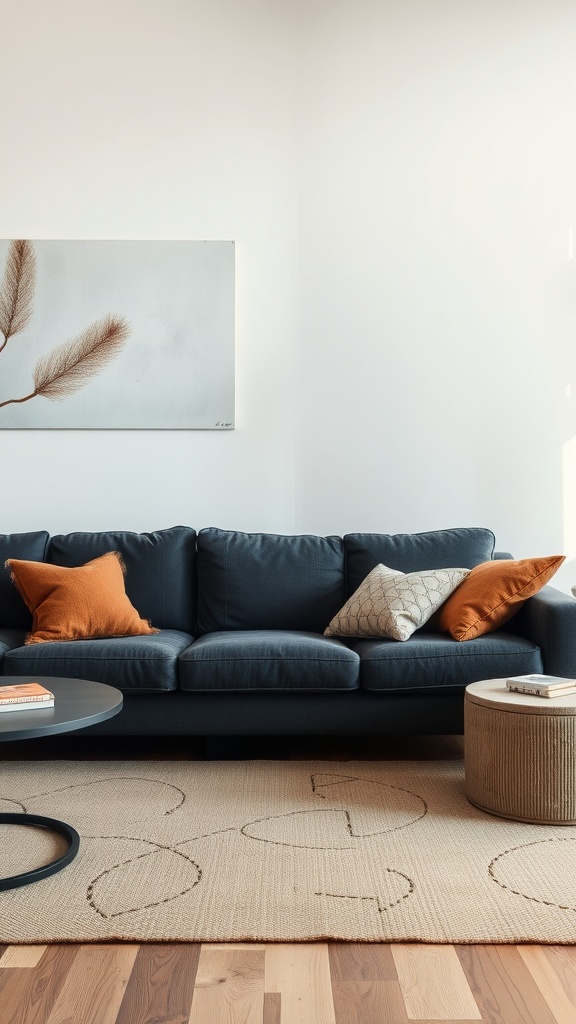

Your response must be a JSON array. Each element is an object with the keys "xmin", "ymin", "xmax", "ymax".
[{"xmin": 0, "ymin": 812, "xmax": 80, "ymax": 892}]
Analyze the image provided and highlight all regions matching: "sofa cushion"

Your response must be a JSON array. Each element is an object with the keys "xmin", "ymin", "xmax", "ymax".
[
  {"xmin": 4, "ymin": 629, "xmax": 193, "ymax": 693},
  {"xmin": 196, "ymin": 529, "xmax": 345, "ymax": 633},
  {"xmin": 353, "ymin": 631, "xmax": 542, "ymax": 691},
  {"xmin": 437, "ymin": 555, "xmax": 565, "ymax": 640},
  {"xmin": 344, "ymin": 528, "xmax": 496, "ymax": 597},
  {"xmin": 7, "ymin": 552, "xmax": 159, "ymax": 644},
  {"xmin": 179, "ymin": 630, "xmax": 360, "ymax": 691},
  {"xmin": 47, "ymin": 526, "xmax": 197, "ymax": 633},
  {"xmin": 324, "ymin": 564, "xmax": 469, "ymax": 641},
  {"xmin": 0, "ymin": 532, "xmax": 49, "ymax": 629},
  {"xmin": 0, "ymin": 630, "xmax": 27, "ymax": 667}
]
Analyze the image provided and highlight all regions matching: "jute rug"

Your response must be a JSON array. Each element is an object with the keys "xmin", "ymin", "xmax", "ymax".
[{"xmin": 1, "ymin": 759, "xmax": 576, "ymax": 944}]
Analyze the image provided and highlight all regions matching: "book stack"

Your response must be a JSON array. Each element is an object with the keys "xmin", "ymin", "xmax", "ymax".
[
  {"xmin": 506, "ymin": 674, "xmax": 576, "ymax": 699},
  {"xmin": 0, "ymin": 682, "xmax": 54, "ymax": 713}
]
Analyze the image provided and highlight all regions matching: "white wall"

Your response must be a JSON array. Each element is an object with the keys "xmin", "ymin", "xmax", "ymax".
[
  {"xmin": 1, "ymin": 0, "xmax": 576, "ymax": 592},
  {"xmin": 296, "ymin": 0, "xmax": 576, "ymax": 594},
  {"xmin": 0, "ymin": 0, "xmax": 299, "ymax": 534}
]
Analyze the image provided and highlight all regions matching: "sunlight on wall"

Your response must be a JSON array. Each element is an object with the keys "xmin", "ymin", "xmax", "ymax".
[{"xmin": 563, "ymin": 435, "xmax": 576, "ymax": 591}]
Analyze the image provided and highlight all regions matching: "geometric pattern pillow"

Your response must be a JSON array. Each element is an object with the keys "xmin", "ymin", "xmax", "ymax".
[{"xmin": 324, "ymin": 563, "xmax": 470, "ymax": 642}]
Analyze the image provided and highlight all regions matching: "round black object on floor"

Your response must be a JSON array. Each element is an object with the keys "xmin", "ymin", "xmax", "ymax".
[{"xmin": 0, "ymin": 812, "xmax": 80, "ymax": 892}]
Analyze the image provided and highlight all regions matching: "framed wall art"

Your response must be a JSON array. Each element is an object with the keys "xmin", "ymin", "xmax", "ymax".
[{"xmin": 0, "ymin": 239, "xmax": 235, "ymax": 429}]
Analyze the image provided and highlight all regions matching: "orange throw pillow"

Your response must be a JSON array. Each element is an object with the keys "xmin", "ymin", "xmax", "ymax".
[
  {"xmin": 6, "ymin": 551, "xmax": 158, "ymax": 645},
  {"xmin": 437, "ymin": 555, "xmax": 565, "ymax": 641}
]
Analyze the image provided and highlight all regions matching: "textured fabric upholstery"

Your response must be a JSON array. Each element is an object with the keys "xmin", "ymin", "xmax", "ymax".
[
  {"xmin": 0, "ymin": 532, "xmax": 49, "ymax": 629},
  {"xmin": 344, "ymin": 528, "xmax": 496, "ymax": 597},
  {"xmin": 196, "ymin": 529, "xmax": 345, "ymax": 633},
  {"xmin": 4, "ymin": 629, "xmax": 193, "ymax": 693},
  {"xmin": 79, "ymin": 690, "xmax": 467, "ymax": 737},
  {"xmin": 179, "ymin": 630, "xmax": 360, "ymax": 691},
  {"xmin": 325, "ymin": 564, "xmax": 469, "ymax": 641},
  {"xmin": 1, "ymin": 525, "xmax": 573, "ymax": 740},
  {"xmin": 353, "ymin": 631, "xmax": 542, "ymax": 691},
  {"xmin": 437, "ymin": 555, "xmax": 564, "ymax": 641},
  {"xmin": 508, "ymin": 585, "xmax": 576, "ymax": 677},
  {"xmin": 48, "ymin": 526, "xmax": 197, "ymax": 633},
  {"xmin": 7, "ymin": 552, "xmax": 159, "ymax": 644},
  {"xmin": 0, "ymin": 630, "xmax": 27, "ymax": 667}
]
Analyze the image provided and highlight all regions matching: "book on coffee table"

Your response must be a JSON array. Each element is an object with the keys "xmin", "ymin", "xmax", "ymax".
[
  {"xmin": 506, "ymin": 674, "xmax": 576, "ymax": 698},
  {"xmin": 0, "ymin": 682, "xmax": 54, "ymax": 712}
]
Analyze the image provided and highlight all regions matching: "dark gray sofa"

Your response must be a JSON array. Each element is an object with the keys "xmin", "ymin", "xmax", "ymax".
[{"xmin": 1, "ymin": 525, "xmax": 574, "ymax": 737}]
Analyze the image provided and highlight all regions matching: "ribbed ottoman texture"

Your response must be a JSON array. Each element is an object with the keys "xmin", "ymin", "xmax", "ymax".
[{"xmin": 465, "ymin": 679, "xmax": 576, "ymax": 824}]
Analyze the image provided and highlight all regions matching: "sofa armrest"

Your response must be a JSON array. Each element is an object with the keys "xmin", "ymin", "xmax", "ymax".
[{"xmin": 510, "ymin": 585, "xmax": 576, "ymax": 676}]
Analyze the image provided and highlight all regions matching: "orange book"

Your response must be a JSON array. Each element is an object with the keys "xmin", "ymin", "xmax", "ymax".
[{"xmin": 0, "ymin": 683, "xmax": 54, "ymax": 704}]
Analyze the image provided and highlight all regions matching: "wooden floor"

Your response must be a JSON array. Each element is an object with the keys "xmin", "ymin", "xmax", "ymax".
[
  {"xmin": 1, "ymin": 733, "xmax": 575, "ymax": 1024},
  {"xmin": 1, "ymin": 940, "xmax": 576, "ymax": 1024}
]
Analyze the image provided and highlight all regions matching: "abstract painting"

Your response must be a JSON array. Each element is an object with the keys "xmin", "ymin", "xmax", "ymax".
[{"xmin": 0, "ymin": 240, "xmax": 235, "ymax": 428}]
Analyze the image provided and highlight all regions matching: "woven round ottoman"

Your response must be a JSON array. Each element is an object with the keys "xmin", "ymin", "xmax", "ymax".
[{"xmin": 464, "ymin": 678, "xmax": 576, "ymax": 824}]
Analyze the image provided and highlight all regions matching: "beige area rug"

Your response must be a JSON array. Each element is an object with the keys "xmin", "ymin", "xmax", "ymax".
[{"xmin": 1, "ymin": 759, "xmax": 576, "ymax": 944}]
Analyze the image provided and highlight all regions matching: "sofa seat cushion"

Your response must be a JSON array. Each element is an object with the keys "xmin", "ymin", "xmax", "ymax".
[
  {"xmin": 4, "ymin": 629, "xmax": 193, "ymax": 693},
  {"xmin": 353, "ymin": 632, "xmax": 542, "ymax": 692},
  {"xmin": 179, "ymin": 631, "xmax": 360, "ymax": 692}
]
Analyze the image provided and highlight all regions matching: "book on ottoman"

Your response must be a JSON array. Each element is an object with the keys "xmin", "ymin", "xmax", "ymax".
[{"xmin": 506, "ymin": 673, "xmax": 576, "ymax": 698}]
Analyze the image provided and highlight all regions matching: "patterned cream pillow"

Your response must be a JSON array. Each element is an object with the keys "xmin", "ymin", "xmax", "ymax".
[{"xmin": 324, "ymin": 563, "xmax": 470, "ymax": 642}]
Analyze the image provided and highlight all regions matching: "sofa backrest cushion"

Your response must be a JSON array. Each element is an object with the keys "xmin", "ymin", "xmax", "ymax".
[
  {"xmin": 0, "ymin": 531, "xmax": 49, "ymax": 628},
  {"xmin": 344, "ymin": 528, "xmax": 496, "ymax": 597},
  {"xmin": 47, "ymin": 526, "xmax": 197, "ymax": 633},
  {"xmin": 197, "ymin": 528, "xmax": 345, "ymax": 633}
]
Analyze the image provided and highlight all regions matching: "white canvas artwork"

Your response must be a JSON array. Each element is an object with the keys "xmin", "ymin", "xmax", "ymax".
[{"xmin": 0, "ymin": 240, "xmax": 235, "ymax": 429}]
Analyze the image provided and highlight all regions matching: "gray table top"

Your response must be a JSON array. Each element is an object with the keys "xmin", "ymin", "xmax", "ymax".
[{"xmin": 0, "ymin": 677, "xmax": 123, "ymax": 741}]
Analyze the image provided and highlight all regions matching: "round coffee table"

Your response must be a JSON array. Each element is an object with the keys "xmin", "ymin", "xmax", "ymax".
[
  {"xmin": 0, "ymin": 676, "xmax": 122, "ymax": 891},
  {"xmin": 465, "ymin": 678, "xmax": 576, "ymax": 824}
]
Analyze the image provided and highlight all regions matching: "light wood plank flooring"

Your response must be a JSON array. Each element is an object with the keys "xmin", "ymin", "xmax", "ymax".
[
  {"xmin": 1, "ymin": 732, "xmax": 575, "ymax": 1023},
  {"xmin": 1, "ymin": 941, "xmax": 576, "ymax": 1023}
]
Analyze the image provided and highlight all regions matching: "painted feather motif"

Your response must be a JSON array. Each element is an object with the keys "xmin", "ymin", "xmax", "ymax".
[
  {"xmin": 34, "ymin": 315, "xmax": 131, "ymax": 400},
  {"xmin": 0, "ymin": 240, "xmax": 36, "ymax": 349}
]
